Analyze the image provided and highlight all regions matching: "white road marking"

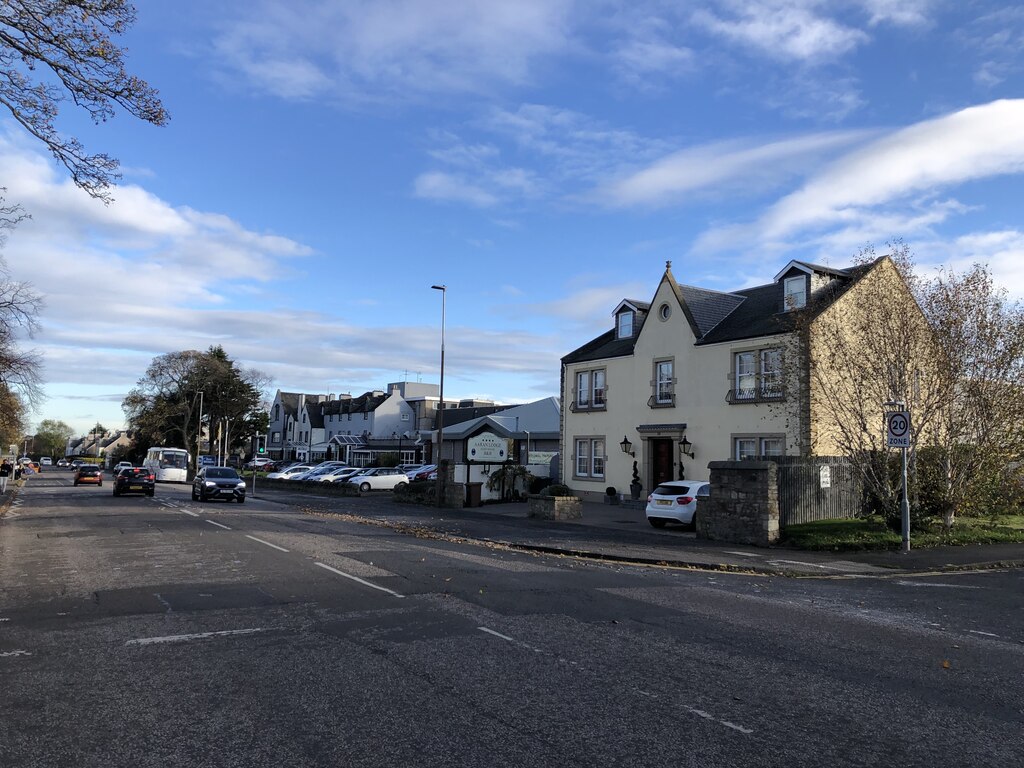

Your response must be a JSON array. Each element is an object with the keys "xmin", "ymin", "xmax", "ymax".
[
  {"xmin": 895, "ymin": 580, "xmax": 982, "ymax": 589},
  {"xmin": 205, "ymin": 519, "xmax": 231, "ymax": 530},
  {"xmin": 968, "ymin": 630, "xmax": 999, "ymax": 638},
  {"xmin": 0, "ymin": 650, "xmax": 32, "ymax": 658},
  {"xmin": 245, "ymin": 535, "xmax": 289, "ymax": 553},
  {"xmin": 126, "ymin": 628, "xmax": 266, "ymax": 646},
  {"xmin": 720, "ymin": 720, "xmax": 755, "ymax": 735},
  {"xmin": 181, "ymin": 509, "xmax": 200, "ymax": 518},
  {"xmin": 314, "ymin": 562, "xmax": 404, "ymax": 598},
  {"xmin": 0, "ymin": 617, "xmax": 9, "ymax": 622},
  {"xmin": 478, "ymin": 626, "xmax": 515, "ymax": 642},
  {"xmin": 725, "ymin": 551, "xmax": 763, "ymax": 558},
  {"xmin": 682, "ymin": 704, "xmax": 753, "ymax": 735}
]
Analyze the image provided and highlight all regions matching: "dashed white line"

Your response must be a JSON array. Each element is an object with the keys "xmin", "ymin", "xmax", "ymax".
[
  {"xmin": 725, "ymin": 551, "xmax": 763, "ymax": 558},
  {"xmin": 0, "ymin": 650, "xmax": 32, "ymax": 658},
  {"xmin": 245, "ymin": 535, "xmax": 289, "ymax": 553},
  {"xmin": 181, "ymin": 509, "xmax": 199, "ymax": 518},
  {"xmin": 314, "ymin": 562, "xmax": 404, "ymax": 598},
  {"xmin": 205, "ymin": 519, "xmax": 231, "ymax": 530},
  {"xmin": 126, "ymin": 628, "xmax": 266, "ymax": 646},
  {"xmin": 968, "ymin": 630, "xmax": 999, "ymax": 638},
  {"xmin": 478, "ymin": 626, "xmax": 515, "ymax": 642}
]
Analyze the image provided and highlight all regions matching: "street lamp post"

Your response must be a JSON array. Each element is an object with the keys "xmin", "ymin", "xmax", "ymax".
[{"xmin": 431, "ymin": 284, "xmax": 446, "ymax": 507}]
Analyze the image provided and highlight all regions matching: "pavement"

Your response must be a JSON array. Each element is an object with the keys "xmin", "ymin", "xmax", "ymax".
[{"xmin": 248, "ymin": 485, "xmax": 1024, "ymax": 578}]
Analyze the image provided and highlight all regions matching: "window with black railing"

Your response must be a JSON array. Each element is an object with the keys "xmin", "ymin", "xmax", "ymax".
[{"xmin": 729, "ymin": 348, "xmax": 784, "ymax": 403}]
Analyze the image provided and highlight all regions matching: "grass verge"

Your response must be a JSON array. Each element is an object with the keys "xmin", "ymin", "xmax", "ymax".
[{"xmin": 782, "ymin": 514, "xmax": 1024, "ymax": 551}]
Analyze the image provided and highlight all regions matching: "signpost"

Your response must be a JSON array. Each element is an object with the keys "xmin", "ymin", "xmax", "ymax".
[{"xmin": 885, "ymin": 407, "xmax": 912, "ymax": 553}]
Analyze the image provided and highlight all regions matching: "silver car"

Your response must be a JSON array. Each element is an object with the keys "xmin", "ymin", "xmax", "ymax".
[{"xmin": 346, "ymin": 467, "xmax": 409, "ymax": 492}]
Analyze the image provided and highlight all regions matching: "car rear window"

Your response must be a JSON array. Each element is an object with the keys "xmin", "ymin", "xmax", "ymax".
[{"xmin": 653, "ymin": 483, "xmax": 691, "ymax": 495}]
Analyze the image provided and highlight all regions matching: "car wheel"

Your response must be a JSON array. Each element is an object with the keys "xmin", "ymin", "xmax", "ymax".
[
  {"xmin": 200, "ymin": 491, "xmax": 207, "ymax": 502},
  {"xmin": 396, "ymin": 481, "xmax": 407, "ymax": 489},
  {"xmin": 236, "ymin": 496, "xmax": 245, "ymax": 504},
  {"xmin": 690, "ymin": 511, "xmax": 698, "ymax": 530},
  {"xmin": 359, "ymin": 482, "xmax": 371, "ymax": 492},
  {"xmin": 98, "ymin": 481, "xmax": 102, "ymax": 487},
  {"xmin": 74, "ymin": 480, "xmax": 78, "ymax": 486},
  {"xmin": 112, "ymin": 488, "xmax": 119, "ymax": 496},
  {"xmin": 191, "ymin": 487, "xmax": 198, "ymax": 501},
  {"xmin": 146, "ymin": 490, "xmax": 154, "ymax": 497},
  {"xmin": 648, "ymin": 517, "xmax": 667, "ymax": 528}
]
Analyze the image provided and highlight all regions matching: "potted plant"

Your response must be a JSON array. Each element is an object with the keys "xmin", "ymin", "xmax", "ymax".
[{"xmin": 629, "ymin": 460, "xmax": 642, "ymax": 500}]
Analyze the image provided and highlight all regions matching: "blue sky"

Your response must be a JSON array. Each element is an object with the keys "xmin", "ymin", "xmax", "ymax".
[{"xmin": 4, "ymin": 0, "xmax": 1024, "ymax": 436}]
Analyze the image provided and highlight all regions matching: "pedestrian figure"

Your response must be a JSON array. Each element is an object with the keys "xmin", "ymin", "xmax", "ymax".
[{"xmin": 0, "ymin": 459, "xmax": 11, "ymax": 493}]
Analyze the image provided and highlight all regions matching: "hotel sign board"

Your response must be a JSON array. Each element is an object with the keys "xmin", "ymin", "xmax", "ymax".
[{"xmin": 467, "ymin": 431, "xmax": 510, "ymax": 463}]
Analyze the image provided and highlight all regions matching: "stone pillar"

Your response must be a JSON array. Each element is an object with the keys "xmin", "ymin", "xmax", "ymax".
[{"xmin": 696, "ymin": 461, "xmax": 779, "ymax": 546}]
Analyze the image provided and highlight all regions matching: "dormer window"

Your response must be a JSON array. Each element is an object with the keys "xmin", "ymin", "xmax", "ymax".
[
  {"xmin": 784, "ymin": 275, "xmax": 807, "ymax": 310},
  {"xmin": 617, "ymin": 310, "xmax": 634, "ymax": 338}
]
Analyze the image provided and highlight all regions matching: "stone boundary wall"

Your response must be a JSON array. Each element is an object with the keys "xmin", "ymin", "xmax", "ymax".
[{"xmin": 696, "ymin": 461, "xmax": 780, "ymax": 547}]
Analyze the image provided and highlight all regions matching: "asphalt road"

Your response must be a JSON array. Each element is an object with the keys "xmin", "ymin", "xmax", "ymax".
[{"xmin": 1, "ymin": 473, "xmax": 1022, "ymax": 767}]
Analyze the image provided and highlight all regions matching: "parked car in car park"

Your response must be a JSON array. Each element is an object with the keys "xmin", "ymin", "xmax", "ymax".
[
  {"xmin": 645, "ymin": 480, "xmax": 710, "ymax": 528},
  {"xmin": 346, "ymin": 467, "xmax": 409, "ymax": 492},
  {"xmin": 112, "ymin": 467, "xmax": 155, "ymax": 497},
  {"xmin": 56, "ymin": 458, "xmax": 69, "ymax": 468},
  {"xmin": 244, "ymin": 457, "xmax": 274, "ymax": 470},
  {"xmin": 40, "ymin": 457, "xmax": 52, "ymax": 466},
  {"xmin": 266, "ymin": 464, "xmax": 315, "ymax": 480},
  {"xmin": 74, "ymin": 465, "xmax": 103, "ymax": 486},
  {"xmin": 321, "ymin": 467, "xmax": 362, "ymax": 483},
  {"xmin": 291, "ymin": 461, "xmax": 348, "ymax": 481},
  {"xmin": 191, "ymin": 466, "xmax": 246, "ymax": 503},
  {"xmin": 410, "ymin": 464, "xmax": 437, "ymax": 481}
]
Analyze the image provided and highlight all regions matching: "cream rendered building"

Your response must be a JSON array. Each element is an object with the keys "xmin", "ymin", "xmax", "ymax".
[{"xmin": 561, "ymin": 257, "xmax": 898, "ymax": 501}]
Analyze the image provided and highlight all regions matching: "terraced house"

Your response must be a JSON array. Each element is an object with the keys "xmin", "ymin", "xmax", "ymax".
[{"xmin": 560, "ymin": 256, "xmax": 916, "ymax": 501}]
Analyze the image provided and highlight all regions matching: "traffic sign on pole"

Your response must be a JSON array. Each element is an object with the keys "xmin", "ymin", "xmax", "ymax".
[{"xmin": 886, "ymin": 411, "xmax": 911, "ymax": 448}]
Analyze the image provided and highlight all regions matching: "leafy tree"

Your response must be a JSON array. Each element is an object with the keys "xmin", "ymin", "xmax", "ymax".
[
  {"xmin": 0, "ymin": 383, "xmax": 25, "ymax": 455},
  {"xmin": 34, "ymin": 418, "xmax": 74, "ymax": 458},
  {"xmin": 0, "ymin": 0, "xmax": 169, "ymax": 201},
  {"xmin": 124, "ymin": 346, "xmax": 270, "ymax": 468},
  {"xmin": 0, "ymin": 2, "xmax": 166, "ymax": 434}
]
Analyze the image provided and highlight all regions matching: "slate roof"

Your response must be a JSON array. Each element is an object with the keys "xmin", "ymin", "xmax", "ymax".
[
  {"xmin": 677, "ymin": 284, "xmax": 746, "ymax": 338},
  {"xmin": 564, "ymin": 258, "xmax": 881, "ymax": 361}
]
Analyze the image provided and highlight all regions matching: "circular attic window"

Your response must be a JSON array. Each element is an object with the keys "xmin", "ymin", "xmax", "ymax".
[{"xmin": 659, "ymin": 303, "xmax": 671, "ymax": 321}]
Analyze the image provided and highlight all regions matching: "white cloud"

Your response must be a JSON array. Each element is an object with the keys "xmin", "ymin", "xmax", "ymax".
[
  {"xmin": 860, "ymin": 0, "xmax": 936, "ymax": 27},
  {"xmin": 211, "ymin": 0, "xmax": 575, "ymax": 103},
  {"xmin": 413, "ymin": 172, "xmax": 498, "ymax": 207},
  {"xmin": 593, "ymin": 130, "xmax": 869, "ymax": 207},
  {"xmin": 693, "ymin": 1, "xmax": 868, "ymax": 62},
  {"xmin": 944, "ymin": 230, "xmax": 1024, "ymax": 299},
  {"xmin": 761, "ymin": 99, "xmax": 1024, "ymax": 239}
]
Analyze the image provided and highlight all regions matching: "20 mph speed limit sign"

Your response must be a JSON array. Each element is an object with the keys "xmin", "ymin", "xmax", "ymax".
[{"xmin": 886, "ymin": 411, "xmax": 911, "ymax": 448}]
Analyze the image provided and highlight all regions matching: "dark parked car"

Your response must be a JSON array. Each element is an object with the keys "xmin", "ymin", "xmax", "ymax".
[
  {"xmin": 74, "ymin": 465, "xmax": 103, "ymax": 486},
  {"xmin": 192, "ymin": 466, "xmax": 246, "ymax": 503},
  {"xmin": 112, "ymin": 467, "xmax": 155, "ymax": 497}
]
